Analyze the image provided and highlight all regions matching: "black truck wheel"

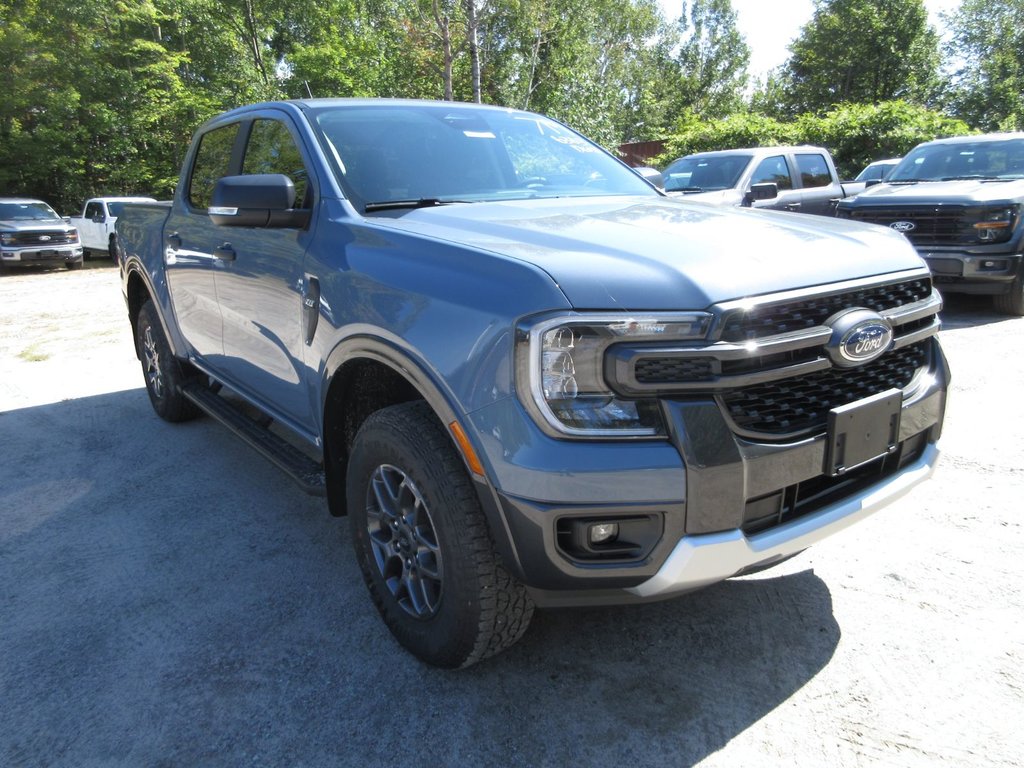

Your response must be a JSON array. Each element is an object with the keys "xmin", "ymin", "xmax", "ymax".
[
  {"xmin": 347, "ymin": 401, "xmax": 534, "ymax": 668},
  {"xmin": 994, "ymin": 274, "xmax": 1024, "ymax": 316},
  {"xmin": 136, "ymin": 300, "xmax": 200, "ymax": 422}
]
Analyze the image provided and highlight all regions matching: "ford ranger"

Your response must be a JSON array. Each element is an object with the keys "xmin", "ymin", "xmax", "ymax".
[
  {"xmin": 117, "ymin": 99, "xmax": 948, "ymax": 668},
  {"xmin": 837, "ymin": 133, "xmax": 1024, "ymax": 315}
]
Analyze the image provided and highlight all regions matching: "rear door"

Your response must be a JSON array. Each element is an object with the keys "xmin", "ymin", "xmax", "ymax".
[
  {"xmin": 793, "ymin": 151, "xmax": 839, "ymax": 215},
  {"xmin": 164, "ymin": 121, "xmax": 242, "ymax": 361}
]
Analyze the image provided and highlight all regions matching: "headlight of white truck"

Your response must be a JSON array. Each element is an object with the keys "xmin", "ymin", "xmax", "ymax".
[{"xmin": 517, "ymin": 313, "xmax": 711, "ymax": 438}]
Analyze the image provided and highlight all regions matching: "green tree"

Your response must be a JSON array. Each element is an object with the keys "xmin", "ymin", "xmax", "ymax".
[
  {"xmin": 782, "ymin": 0, "xmax": 940, "ymax": 115},
  {"xmin": 945, "ymin": 0, "xmax": 1024, "ymax": 131}
]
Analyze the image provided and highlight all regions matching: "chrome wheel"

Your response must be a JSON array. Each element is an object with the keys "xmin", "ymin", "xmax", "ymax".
[
  {"xmin": 366, "ymin": 464, "xmax": 443, "ymax": 619},
  {"xmin": 142, "ymin": 325, "xmax": 165, "ymax": 401}
]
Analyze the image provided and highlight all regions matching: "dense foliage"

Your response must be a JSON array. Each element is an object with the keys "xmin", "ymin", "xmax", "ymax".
[{"xmin": 0, "ymin": 0, "xmax": 1021, "ymax": 211}]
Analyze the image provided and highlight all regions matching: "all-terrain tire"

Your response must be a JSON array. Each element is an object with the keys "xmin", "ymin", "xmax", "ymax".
[
  {"xmin": 347, "ymin": 401, "xmax": 534, "ymax": 668},
  {"xmin": 135, "ymin": 300, "xmax": 200, "ymax": 422},
  {"xmin": 66, "ymin": 259, "xmax": 84, "ymax": 270}
]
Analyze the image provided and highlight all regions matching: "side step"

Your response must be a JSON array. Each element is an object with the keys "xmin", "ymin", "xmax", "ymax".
[{"xmin": 182, "ymin": 383, "xmax": 326, "ymax": 496}]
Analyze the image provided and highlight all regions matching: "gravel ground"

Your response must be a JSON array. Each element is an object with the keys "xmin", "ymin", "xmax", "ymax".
[{"xmin": 1, "ymin": 261, "xmax": 1021, "ymax": 767}]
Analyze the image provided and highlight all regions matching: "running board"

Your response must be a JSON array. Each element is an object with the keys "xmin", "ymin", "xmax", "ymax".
[{"xmin": 182, "ymin": 383, "xmax": 326, "ymax": 496}]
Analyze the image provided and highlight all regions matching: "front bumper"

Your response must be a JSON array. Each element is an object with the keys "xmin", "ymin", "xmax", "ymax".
[
  {"xmin": 1, "ymin": 245, "xmax": 84, "ymax": 266},
  {"xmin": 921, "ymin": 250, "xmax": 1022, "ymax": 294},
  {"xmin": 473, "ymin": 339, "xmax": 948, "ymax": 608}
]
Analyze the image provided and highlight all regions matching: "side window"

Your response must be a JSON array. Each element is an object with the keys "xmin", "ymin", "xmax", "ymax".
[
  {"xmin": 242, "ymin": 119, "xmax": 310, "ymax": 208},
  {"xmin": 795, "ymin": 154, "xmax": 832, "ymax": 188},
  {"xmin": 188, "ymin": 124, "xmax": 239, "ymax": 210},
  {"xmin": 85, "ymin": 201, "xmax": 103, "ymax": 219},
  {"xmin": 750, "ymin": 155, "xmax": 793, "ymax": 190}
]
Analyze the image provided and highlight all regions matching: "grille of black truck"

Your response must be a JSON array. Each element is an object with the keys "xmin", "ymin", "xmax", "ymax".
[
  {"xmin": 842, "ymin": 205, "xmax": 1013, "ymax": 247},
  {"xmin": 606, "ymin": 271, "xmax": 941, "ymax": 439}
]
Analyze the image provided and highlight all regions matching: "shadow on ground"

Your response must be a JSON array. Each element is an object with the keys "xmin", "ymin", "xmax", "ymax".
[{"xmin": 1, "ymin": 390, "xmax": 840, "ymax": 766}]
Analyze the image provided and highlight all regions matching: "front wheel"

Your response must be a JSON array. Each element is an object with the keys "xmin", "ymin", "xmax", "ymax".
[
  {"xmin": 347, "ymin": 401, "xmax": 534, "ymax": 668},
  {"xmin": 66, "ymin": 259, "xmax": 83, "ymax": 270},
  {"xmin": 135, "ymin": 300, "xmax": 200, "ymax": 422},
  {"xmin": 993, "ymin": 273, "xmax": 1024, "ymax": 316}
]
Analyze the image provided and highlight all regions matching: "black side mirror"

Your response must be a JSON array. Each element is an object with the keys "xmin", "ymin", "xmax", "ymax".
[
  {"xmin": 209, "ymin": 174, "xmax": 309, "ymax": 228},
  {"xmin": 92, "ymin": 214, "xmax": 106, "ymax": 223},
  {"xmin": 743, "ymin": 182, "xmax": 779, "ymax": 206}
]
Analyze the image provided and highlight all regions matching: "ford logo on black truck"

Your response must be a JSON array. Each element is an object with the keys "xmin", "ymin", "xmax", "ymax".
[
  {"xmin": 826, "ymin": 309, "xmax": 895, "ymax": 367},
  {"xmin": 890, "ymin": 221, "xmax": 916, "ymax": 233}
]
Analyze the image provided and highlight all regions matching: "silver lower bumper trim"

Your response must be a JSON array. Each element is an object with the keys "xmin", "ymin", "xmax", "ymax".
[{"xmin": 627, "ymin": 442, "xmax": 939, "ymax": 599}]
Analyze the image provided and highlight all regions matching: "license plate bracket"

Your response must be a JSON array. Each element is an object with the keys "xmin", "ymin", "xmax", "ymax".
[{"xmin": 825, "ymin": 388, "xmax": 902, "ymax": 476}]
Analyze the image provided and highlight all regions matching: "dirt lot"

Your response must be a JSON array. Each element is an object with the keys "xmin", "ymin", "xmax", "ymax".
[{"xmin": 1, "ymin": 261, "xmax": 1021, "ymax": 767}]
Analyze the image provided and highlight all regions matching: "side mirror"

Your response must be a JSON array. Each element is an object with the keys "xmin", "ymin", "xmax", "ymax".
[
  {"xmin": 209, "ymin": 174, "xmax": 309, "ymax": 228},
  {"xmin": 743, "ymin": 182, "xmax": 779, "ymax": 206},
  {"xmin": 633, "ymin": 166, "xmax": 665, "ymax": 189},
  {"xmin": 92, "ymin": 214, "xmax": 106, "ymax": 223}
]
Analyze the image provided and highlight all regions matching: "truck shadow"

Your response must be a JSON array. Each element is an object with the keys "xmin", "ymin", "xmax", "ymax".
[
  {"xmin": 940, "ymin": 292, "xmax": 1020, "ymax": 329},
  {"xmin": 1, "ymin": 389, "xmax": 838, "ymax": 767}
]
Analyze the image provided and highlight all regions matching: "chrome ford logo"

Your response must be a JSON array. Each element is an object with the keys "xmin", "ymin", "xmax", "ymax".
[
  {"xmin": 890, "ymin": 221, "xmax": 916, "ymax": 233},
  {"xmin": 39, "ymin": 235, "xmax": 51, "ymax": 242},
  {"xmin": 826, "ymin": 309, "xmax": 894, "ymax": 368}
]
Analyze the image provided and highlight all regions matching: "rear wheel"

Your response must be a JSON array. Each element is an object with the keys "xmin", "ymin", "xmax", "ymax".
[
  {"xmin": 347, "ymin": 401, "xmax": 533, "ymax": 668},
  {"xmin": 135, "ymin": 300, "xmax": 200, "ymax": 422},
  {"xmin": 108, "ymin": 234, "xmax": 119, "ymax": 262},
  {"xmin": 993, "ymin": 273, "xmax": 1024, "ymax": 316}
]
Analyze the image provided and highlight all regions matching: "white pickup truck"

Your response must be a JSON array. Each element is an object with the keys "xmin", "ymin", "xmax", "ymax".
[{"xmin": 69, "ymin": 197, "xmax": 155, "ymax": 260}]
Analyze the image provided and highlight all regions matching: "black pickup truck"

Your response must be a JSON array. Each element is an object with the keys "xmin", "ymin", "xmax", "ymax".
[{"xmin": 837, "ymin": 133, "xmax": 1024, "ymax": 315}]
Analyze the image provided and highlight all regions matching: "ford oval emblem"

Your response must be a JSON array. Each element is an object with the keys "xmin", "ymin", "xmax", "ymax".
[
  {"xmin": 825, "ymin": 309, "xmax": 894, "ymax": 368},
  {"xmin": 890, "ymin": 221, "xmax": 916, "ymax": 233},
  {"xmin": 39, "ymin": 235, "xmax": 51, "ymax": 242}
]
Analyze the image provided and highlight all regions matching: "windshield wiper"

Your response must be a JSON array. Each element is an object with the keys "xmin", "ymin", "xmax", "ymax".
[
  {"xmin": 939, "ymin": 175, "xmax": 1000, "ymax": 181},
  {"xmin": 673, "ymin": 186, "xmax": 704, "ymax": 193},
  {"xmin": 364, "ymin": 198, "xmax": 472, "ymax": 213}
]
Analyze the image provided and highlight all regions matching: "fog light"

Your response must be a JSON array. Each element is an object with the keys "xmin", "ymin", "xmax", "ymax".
[{"xmin": 589, "ymin": 522, "xmax": 619, "ymax": 544}]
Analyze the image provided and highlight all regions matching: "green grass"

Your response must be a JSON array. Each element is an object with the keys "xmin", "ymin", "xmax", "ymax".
[{"xmin": 18, "ymin": 344, "xmax": 49, "ymax": 362}]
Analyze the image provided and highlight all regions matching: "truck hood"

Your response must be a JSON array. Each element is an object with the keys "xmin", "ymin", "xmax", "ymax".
[
  {"xmin": 848, "ymin": 179, "xmax": 1024, "ymax": 206},
  {"xmin": 0, "ymin": 218, "xmax": 73, "ymax": 232},
  {"xmin": 369, "ymin": 196, "xmax": 926, "ymax": 310}
]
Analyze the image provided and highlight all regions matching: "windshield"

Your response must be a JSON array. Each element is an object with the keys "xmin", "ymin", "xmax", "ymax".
[
  {"xmin": 662, "ymin": 154, "xmax": 752, "ymax": 192},
  {"xmin": 889, "ymin": 139, "xmax": 1024, "ymax": 182},
  {"xmin": 309, "ymin": 103, "xmax": 655, "ymax": 211},
  {"xmin": 0, "ymin": 201, "xmax": 61, "ymax": 221}
]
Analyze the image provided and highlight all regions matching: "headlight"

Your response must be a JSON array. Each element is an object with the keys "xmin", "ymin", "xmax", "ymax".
[
  {"xmin": 974, "ymin": 206, "xmax": 1018, "ymax": 243},
  {"xmin": 0, "ymin": 232, "xmax": 14, "ymax": 246},
  {"xmin": 517, "ymin": 313, "xmax": 711, "ymax": 438},
  {"xmin": 66, "ymin": 229, "xmax": 80, "ymax": 242}
]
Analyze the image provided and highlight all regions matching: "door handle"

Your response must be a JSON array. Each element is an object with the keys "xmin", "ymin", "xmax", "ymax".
[
  {"xmin": 166, "ymin": 232, "xmax": 182, "ymax": 250},
  {"xmin": 214, "ymin": 243, "xmax": 236, "ymax": 261},
  {"xmin": 785, "ymin": 203, "xmax": 801, "ymax": 212}
]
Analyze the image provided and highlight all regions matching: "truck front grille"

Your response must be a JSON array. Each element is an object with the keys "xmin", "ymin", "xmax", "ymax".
[
  {"xmin": 607, "ymin": 271, "xmax": 941, "ymax": 440},
  {"xmin": 721, "ymin": 343, "xmax": 927, "ymax": 434},
  {"xmin": 9, "ymin": 230, "xmax": 76, "ymax": 246},
  {"xmin": 843, "ymin": 205, "xmax": 1012, "ymax": 247}
]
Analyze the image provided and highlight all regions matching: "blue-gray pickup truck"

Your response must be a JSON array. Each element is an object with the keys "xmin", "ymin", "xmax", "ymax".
[{"xmin": 117, "ymin": 99, "xmax": 949, "ymax": 668}]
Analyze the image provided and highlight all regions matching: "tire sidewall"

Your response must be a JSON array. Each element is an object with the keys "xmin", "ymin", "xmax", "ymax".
[{"xmin": 347, "ymin": 413, "xmax": 484, "ymax": 668}]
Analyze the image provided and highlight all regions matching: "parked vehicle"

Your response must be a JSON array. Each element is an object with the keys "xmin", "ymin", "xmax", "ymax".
[
  {"xmin": 837, "ymin": 133, "xmax": 1024, "ymax": 315},
  {"xmin": 117, "ymin": 99, "xmax": 948, "ymax": 668},
  {"xmin": 855, "ymin": 158, "xmax": 901, "ymax": 183},
  {"xmin": 68, "ymin": 197, "xmax": 156, "ymax": 261},
  {"xmin": 662, "ymin": 146, "xmax": 866, "ymax": 215},
  {"xmin": 0, "ymin": 197, "xmax": 84, "ymax": 271}
]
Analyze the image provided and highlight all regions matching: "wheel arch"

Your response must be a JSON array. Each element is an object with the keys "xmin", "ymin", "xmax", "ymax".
[{"xmin": 320, "ymin": 337, "xmax": 525, "ymax": 576}]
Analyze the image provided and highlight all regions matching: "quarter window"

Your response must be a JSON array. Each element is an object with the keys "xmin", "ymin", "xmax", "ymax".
[{"xmin": 189, "ymin": 124, "xmax": 239, "ymax": 210}]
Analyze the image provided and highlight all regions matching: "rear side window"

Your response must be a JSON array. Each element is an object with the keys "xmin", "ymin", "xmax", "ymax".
[
  {"xmin": 795, "ymin": 154, "xmax": 831, "ymax": 188},
  {"xmin": 242, "ymin": 119, "xmax": 310, "ymax": 208},
  {"xmin": 750, "ymin": 155, "xmax": 793, "ymax": 190},
  {"xmin": 189, "ymin": 124, "xmax": 239, "ymax": 210}
]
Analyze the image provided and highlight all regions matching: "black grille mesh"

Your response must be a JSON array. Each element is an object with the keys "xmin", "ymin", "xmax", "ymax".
[
  {"xmin": 721, "ymin": 343, "xmax": 927, "ymax": 435},
  {"xmin": 720, "ymin": 279, "xmax": 931, "ymax": 341},
  {"xmin": 635, "ymin": 357, "xmax": 714, "ymax": 383},
  {"xmin": 845, "ymin": 206, "xmax": 1011, "ymax": 247}
]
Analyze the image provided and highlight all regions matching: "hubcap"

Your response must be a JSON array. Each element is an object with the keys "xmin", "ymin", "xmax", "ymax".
[
  {"xmin": 142, "ymin": 326, "xmax": 165, "ymax": 400},
  {"xmin": 365, "ymin": 464, "xmax": 443, "ymax": 619}
]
